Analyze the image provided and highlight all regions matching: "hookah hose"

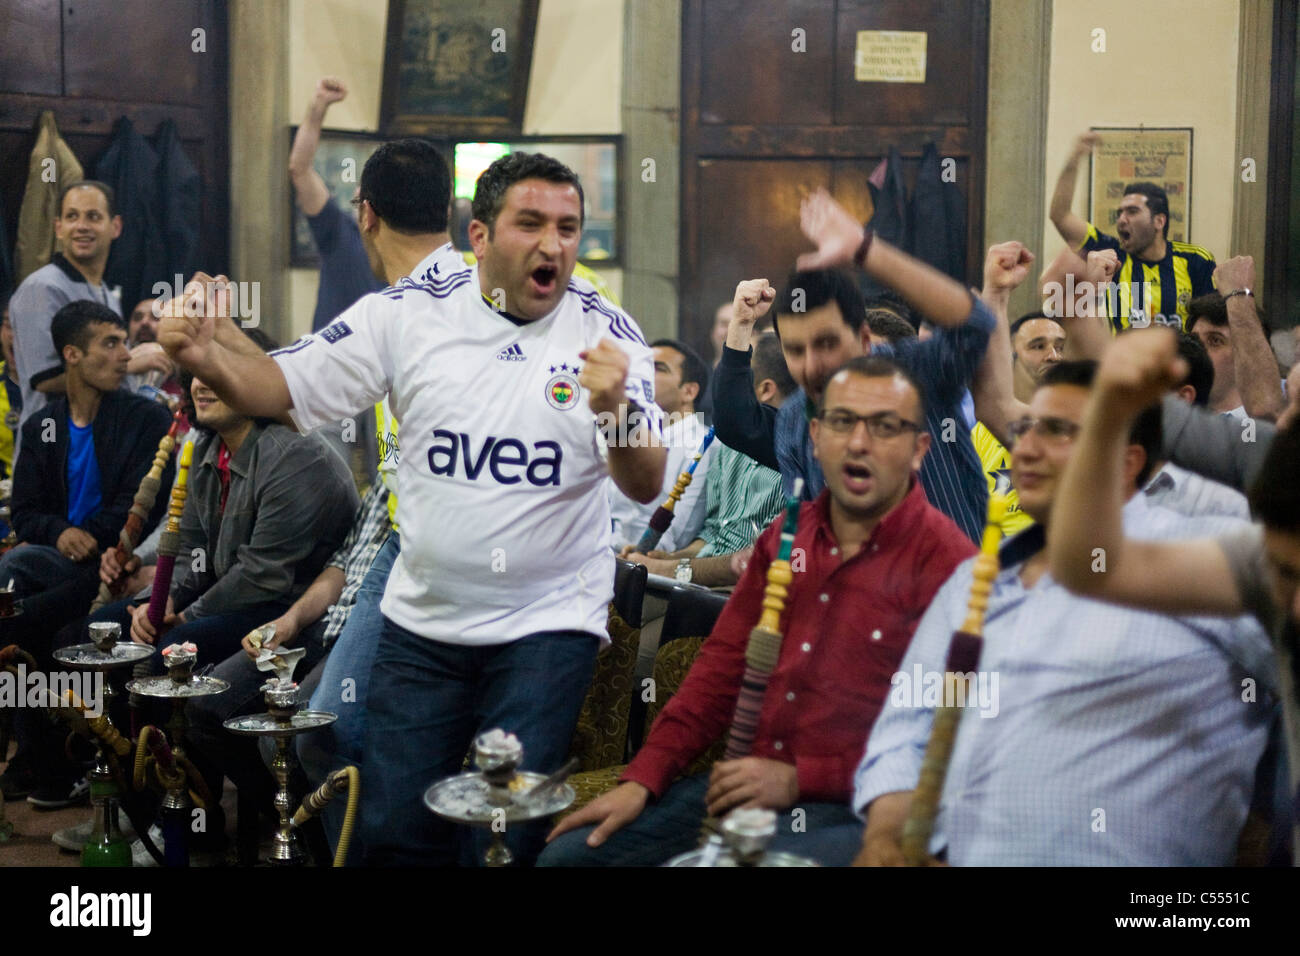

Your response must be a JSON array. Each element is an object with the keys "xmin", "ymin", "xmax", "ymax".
[
  {"xmin": 900, "ymin": 494, "xmax": 1007, "ymax": 866},
  {"xmin": 634, "ymin": 427, "xmax": 716, "ymax": 553},
  {"xmin": 0, "ymin": 644, "xmax": 37, "ymax": 671},
  {"xmin": 0, "ymin": 645, "xmax": 38, "ymax": 758},
  {"xmin": 50, "ymin": 690, "xmax": 165, "ymax": 865},
  {"xmin": 91, "ymin": 407, "xmax": 185, "ymax": 612},
  {"xmin": 723, "ymin": 478, "xmax": 803, "ymax": 759},
  {"xmin": 130, "ymin": 441, "xmax": 193, "ymax": 734},
  {"xmin": 58, "ymin": 689, "xmax": 131, "ymax": 758},
  {"xmin": 292, "ymin": 766, "xmax": 360, "ymax": 867},
  {"xmin": 49, "ymin": 691, "xmax": 126, "ymax": 789},
  {"xmin": 133, "ymin": 724, "xmax": 214, "ymax": 811},
  {"xmin": 145, "ymin": 440, "xmax": 193, "ymax": 633},
  {"xmin": 690, "ymin": 480, "xmax": 803, "ymax": 864}
]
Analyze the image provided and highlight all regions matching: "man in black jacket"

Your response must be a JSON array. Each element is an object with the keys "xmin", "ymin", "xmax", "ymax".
[{"xmin": 0, "ymin": 299, "xmax": 172, "ymax": 804}]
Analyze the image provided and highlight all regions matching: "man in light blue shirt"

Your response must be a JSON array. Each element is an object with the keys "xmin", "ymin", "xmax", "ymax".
[{"xmin": 854, "ymin": 360, "xmax": 1276, "ymax": 866}]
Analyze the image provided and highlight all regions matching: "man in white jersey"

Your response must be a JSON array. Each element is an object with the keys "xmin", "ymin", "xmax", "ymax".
[
  {"xmin": 290, "ymin": 138, "xmax": 463, "ymax": 863},
  {"xmin": 159, "ymin": 152, "xmax": 666, "ymax": 865}
]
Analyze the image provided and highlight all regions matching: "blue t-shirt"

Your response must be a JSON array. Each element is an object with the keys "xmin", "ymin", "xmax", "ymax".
[
  {"xmin": 306, "ymin": 199, "xmax": 385, "ymax": 332},
  {"xmin": 66, "ymin": 418, "xmax": 102, "ymax": 527}
]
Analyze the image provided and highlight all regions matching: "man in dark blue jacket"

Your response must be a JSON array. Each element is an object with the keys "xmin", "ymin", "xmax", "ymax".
[{"xmin": 0, "ymin": 299, "xmax": 172, "ymax": 804}]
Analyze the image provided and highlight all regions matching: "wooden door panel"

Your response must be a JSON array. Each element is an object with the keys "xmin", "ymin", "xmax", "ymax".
[
  {"xmin": 694, "ymin": 159, "xmax": 831, "ymax": 335},
  {"xmin": 64, "ymin": 0, "xmax": 208, "ymax": 105},
  {"xmin": 680, "ymin": 0, "xmax": 986, "ymax": 347},
  {"xmin": 0, "ymin": 0, "xmax": 62, "ymax": 97},
  {"xmin": 698, "ymin": 0, "xmax": 835, "ymax": 126}
]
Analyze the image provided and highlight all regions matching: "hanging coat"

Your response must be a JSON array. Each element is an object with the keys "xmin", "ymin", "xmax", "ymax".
[
  {"xmin": 150, "ymin": 119, "xmax": 201, "ymax": 286},
  {"xmin": 859, "ymin": 146, "xmax": 909, "ymax": 300},
  {"xmin": 14, "ymin": 111, "xmax": 85, "ymax": 284},
  {"xmin": 908, "ymin": 142, "xmax": 967, "ymax": 284},
  {"xmin": 866, "ymin": 146, "xmax": 909, "ymax": 249},
  {"xmin": 94, "ymin": 117, "xmax": 165, "ymax": 311}
]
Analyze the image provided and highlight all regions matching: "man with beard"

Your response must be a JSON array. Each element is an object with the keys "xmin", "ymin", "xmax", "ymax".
[
  {"xmin": 123, "ymin": 296, "xmax": 180, "ymax": 400},
  {"xmin": 1049, "ymin": 131, "xmax": 1215, "ymax": 332},
  {"xmin": 712, "ymin": 190, "xmax": 1002, "ymax": 543}
]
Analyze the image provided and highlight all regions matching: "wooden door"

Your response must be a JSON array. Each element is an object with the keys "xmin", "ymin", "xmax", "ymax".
[
  {"xmin": 681, "ymin": 0, "xmax": 988, "ymax": 353},
  {"xmin": 0, "ymin": 0, "xmax": 230, "ymax": 293}
]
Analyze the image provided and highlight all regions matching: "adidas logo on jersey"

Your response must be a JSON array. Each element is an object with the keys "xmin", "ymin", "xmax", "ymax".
[{"xmin": 496, "ymin": 344, "xmax": 526, "ymax": 362}]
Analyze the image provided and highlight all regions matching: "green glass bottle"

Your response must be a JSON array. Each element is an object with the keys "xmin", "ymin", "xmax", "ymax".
[{"xmin": 81, "ymin": 775, "xmax": 131, "ymax": 867}]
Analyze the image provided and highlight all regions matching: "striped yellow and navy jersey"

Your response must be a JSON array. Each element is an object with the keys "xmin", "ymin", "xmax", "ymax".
[
  {"xmin": 1078, "ymin": 222, "xmax": 1216, "ymax": 333},
  {"xmin": 971, "ymin": 423, "xmax": 1033, "ymax": 537}
]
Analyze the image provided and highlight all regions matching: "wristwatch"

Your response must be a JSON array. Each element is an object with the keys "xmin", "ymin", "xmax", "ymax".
[
  {"xmin": 1223, "ymin": 288, "xmax": 1253, "ymax": 301},
  {"xmin": 674, "ymin": 558, "xmax": 693, "ymax": 584}
]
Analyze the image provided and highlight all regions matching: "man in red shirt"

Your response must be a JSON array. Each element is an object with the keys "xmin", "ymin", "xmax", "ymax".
[{"xmin": 540, "ymin": 355, "xmax": 976, "ymax": 866}]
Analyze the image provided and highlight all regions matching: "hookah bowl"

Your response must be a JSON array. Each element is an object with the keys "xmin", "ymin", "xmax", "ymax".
[
  {"xmin": 222, "ymin": 678, "xmax": 336, "ymax": 865},
  {"xmin": 664, "ymin": 807, "xmax": 819, "ymax": 867},
  {"xmin": 423, "ymin": 729, "xmax": 576, "ymax": 867},
  {"xmin": 53, "ymin": 622, "xmax": 154, "ymax": 866}
]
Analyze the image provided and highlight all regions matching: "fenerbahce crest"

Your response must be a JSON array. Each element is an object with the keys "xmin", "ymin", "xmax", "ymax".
[{"xmin": 545, "ymin": 363, "xmax": 582, "ymax": 411}]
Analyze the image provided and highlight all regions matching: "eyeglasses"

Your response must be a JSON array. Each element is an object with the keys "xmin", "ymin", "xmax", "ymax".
[
  {"xmin": 818, "ymin": 410, "xmax": 922, "ymax": 439},
  {"xmin": 350, "ymin": 196, "xmax": 368, "ymax": 209},
  {"xmin": 1007, "ymin": 416, "xmax": 1080, "ymax": 446}
]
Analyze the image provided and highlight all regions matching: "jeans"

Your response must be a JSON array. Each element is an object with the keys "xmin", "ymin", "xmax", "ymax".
[
  {"xmin": 537, "ymin": 772, "xmax": 865, "ymax": 867},
  {"xmin": 296, "ymin": 530, "xmax": 398, "ymax": 861},
  {"xmin": 361, "ymin": 617, "xmax": 598, "ymax": 866},
  {"xmin": 0, "ymin": 544, "xmax": 100, "ymax": 665}
]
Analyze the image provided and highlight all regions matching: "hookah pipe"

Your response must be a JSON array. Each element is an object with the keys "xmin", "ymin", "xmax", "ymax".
[
  {"xmin": 91, "ymin": 404, "xmax": 186, "ymax": 612},
  {"xmin": 133, "ymin": 724, "xmax": 214, "ymax": 813},
  {"xmin": 145, "ymin": 439, "xmax": 193, "ymax": 634},
  {"xmin": 0, "ymin": 646, "xmax": 36, "ymax": 761},
  {"xmin": 900, "ymin": 494, "xmax": 1007, "ymax": 866},
  {"xmin": 634, "ymin": 426, "xmax": 716, "ymax": 553},
  {"xmin": 292, "ymin": 766, "xmax": 360, "ymax": 867},
  {"xmin": 0, "ymin": 646, "xmax": 32, "ymax": 843},
  {"xmin": 692, "ymin": 479, "xmax": 803, "ymax": 863},
  {"xmin": 0, "ymin": 643, "xmax": 37, "ymax": 671},
  {"xmin": 129, "ymin": 440, "xmax": 193, "ymax": 735},
  {"xmin": 723, "ymin": 477, "xmax": 803, "ymax": 759},
  {"xmin": 48, "ymin": 688, "xmax": 166, "ymax": 866},
  {"xmin": 133, "ymin": 721, "xmax": 215, "ymax": 868}
]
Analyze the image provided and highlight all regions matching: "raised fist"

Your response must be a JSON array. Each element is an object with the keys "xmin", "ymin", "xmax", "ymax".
[{"xmin": 315, "ymin": 77, "xmax": 347, "ymax": 107}]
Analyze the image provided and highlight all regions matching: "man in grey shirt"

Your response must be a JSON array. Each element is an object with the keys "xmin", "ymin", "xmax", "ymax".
[
  {"xmin": 1049, "ymin": 328, "xmax": 1300, "ymax": 863},
  {"xmin": 8, "ymin": 182, "xmax": 123, "ymax": 448}
]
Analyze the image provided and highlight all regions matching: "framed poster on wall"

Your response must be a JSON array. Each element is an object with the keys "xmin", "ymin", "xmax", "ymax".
[
  {"xmin": 1088, "ymin": 127, "xmax": 1193, "ymax": 242},
  {"xmin": 380, "ymin": 0, "xmax": 539, "ymax": 137}
]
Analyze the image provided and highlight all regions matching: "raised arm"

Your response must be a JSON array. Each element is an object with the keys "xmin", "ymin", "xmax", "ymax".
[
  {"xmin": 1047, "ymin": 328, "xmax": 1244, "ymax": 616},
  {"xmin": 158, "ymin": 276, "xmax": 293, "ymax": 419},
  {"xmin": 1048, "ymin": 131, "xmax": 1101, "ymax": 250},
  {"xmin": 710, "ymin": 279, "xmax": 780, "ymax": 470},
  {"xmin": 1216, "ymin": 256, "xmax": 1284, "ymax": 421},
  {"xmin": 798, "ymin": 189, "xmax": 972, "ymax": 328},
  {"xmin": 288, "ymin": 77, "xmax": 348, "ymax": 217},
  {"xmin": 1037, "ymin": 247, "xmax": 1115, "ymax": 360},
  {"xmin": 971, "ymin": 240, "xmax": 1034, "ymax": 446}
]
